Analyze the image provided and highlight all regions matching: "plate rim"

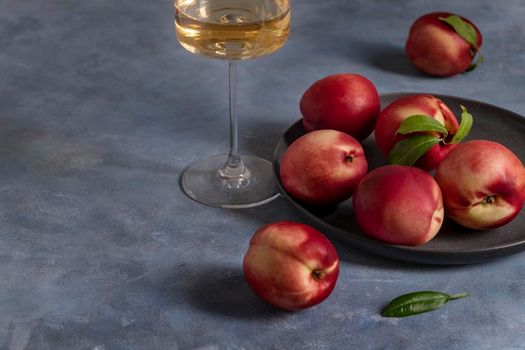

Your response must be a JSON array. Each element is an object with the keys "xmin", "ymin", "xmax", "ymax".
[{"xmin": 272, "ymin": 92, "xmax": 525, "ymax": 264}]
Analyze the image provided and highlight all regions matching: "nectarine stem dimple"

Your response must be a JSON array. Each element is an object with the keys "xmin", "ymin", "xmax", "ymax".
[
  {"xmin": 345, "ymin": 155, "xmax": 354, "ymax": 163},
  {"xmin": 311, "ymin": 269, "xmax": 326, "ymax": 280},
  {"xmin": 482, "ymin": 195, "xmax": 496, "ymax": 204}
]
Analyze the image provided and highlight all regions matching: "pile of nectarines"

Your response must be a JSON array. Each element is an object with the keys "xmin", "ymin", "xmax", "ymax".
[
  {"xmin": 281, "ymin": 73, "xmax": 525, "ymax": 244},
  {"xmin": 244, "ymin": 73, "xmax": 525, "ymax": 310},
  {"xmin": 242, "ymin": 12, "xmax": 524, "ymax": 311}
]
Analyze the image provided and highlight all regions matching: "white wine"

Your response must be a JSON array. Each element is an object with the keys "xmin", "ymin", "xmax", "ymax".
[{"xmin": 175, "ymin": 0, "xmax": 290, "ymax": 60}]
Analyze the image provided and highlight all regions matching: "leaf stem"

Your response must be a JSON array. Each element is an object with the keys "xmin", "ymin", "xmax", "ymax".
[{"xmin": 448, "ymin": 292, "xmax": 469, "ymax": 300}]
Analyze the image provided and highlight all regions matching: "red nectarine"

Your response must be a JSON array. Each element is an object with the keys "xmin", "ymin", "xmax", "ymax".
[
  {"xmin": 280, "ymin": 129, "xmax": 368, "ymax": 205},
  {"xmin": 243, "ymin": 221, "xmax": 339, "ymax": 311},
  {"xmin": 435, "ymin": 140, "xmax": 525, "ymax": 229},
  {"xmin": 353, "ymin": 165, "xmax": 444, "ymax": 246},
  {"xmin": 300, "ymin": 74, "xmax": 380, "ymax": 141}
]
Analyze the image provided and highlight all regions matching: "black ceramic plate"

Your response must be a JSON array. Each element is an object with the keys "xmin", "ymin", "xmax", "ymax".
[{"xmin": 273, "ymin": 93, "xmax": 525, "ymax": 265}]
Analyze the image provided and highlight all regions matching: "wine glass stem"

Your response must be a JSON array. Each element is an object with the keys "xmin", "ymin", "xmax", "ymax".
[
  {"xmin": 227, "ymin": 60, "xmax": 241, "ymax": 168},
  {"xmin": 218, "ymin": 61, "xmax": 249, "ymax": 182}
]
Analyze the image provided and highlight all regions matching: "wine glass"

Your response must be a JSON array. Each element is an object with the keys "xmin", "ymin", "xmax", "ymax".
[{"xmin": 174, "ymin": 0, "xmax": 291, "ymax": 208}]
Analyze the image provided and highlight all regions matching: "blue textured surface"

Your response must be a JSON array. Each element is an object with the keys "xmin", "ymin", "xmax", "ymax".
[{"xmin": 1, "ymin": 0, "xmax": 525, "ymax": 349}]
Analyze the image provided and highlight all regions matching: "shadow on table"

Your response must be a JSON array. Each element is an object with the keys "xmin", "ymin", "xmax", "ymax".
[
  {"xmin": 183, "ymin": 265, "xmax": 287, "ymax": 319},
  {"xmin": 238, "ymin": 117, "xmax": 298, "ymax": 161},
  {"xmin": 334, "ymin": 242, "xmax": 439, "ymax": 271},
  {"xmin": 333, "ymin": 237, "xmax": 518, "ymax": 272},
  {"xmin": 349, "ymin": 41, "xmax": 426, "ymax": 78}
]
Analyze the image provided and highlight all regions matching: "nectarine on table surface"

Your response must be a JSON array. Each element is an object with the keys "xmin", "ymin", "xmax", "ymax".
[
  {"xmin": 243, "ymin": 221, "xmax": 339, "ymax": 311},
  {"xmin": 406, "ymin": 12, "xmax": 483, "ymax": 76}
]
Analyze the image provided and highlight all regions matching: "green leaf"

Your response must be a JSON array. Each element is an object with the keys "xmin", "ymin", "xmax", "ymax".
[
  {"xmin": 382, "ymin": 291, "xmax": 469, "ymax": 318},
  {"xmin": 388, "ymin": 134, "xmax": 440, "ymax": 166},
  {"xmin": 396, "ymin": 115, "xmax": 448, "ymax": 137},
  {"xmin": 450, "ymin": 105, "xmax": 473, "ymax": 144},
  {"xmin": 439, "ymin": 15, "xmax": 479, "ymax": 49},
  {"xmin": 466, "ymin": 54, "xmax": 484, "ymax": 72}
]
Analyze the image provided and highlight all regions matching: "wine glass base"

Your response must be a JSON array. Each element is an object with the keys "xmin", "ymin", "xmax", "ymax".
[{"xmin": 181, "ymin": 154, "xmax": 279, "ymax": 209}]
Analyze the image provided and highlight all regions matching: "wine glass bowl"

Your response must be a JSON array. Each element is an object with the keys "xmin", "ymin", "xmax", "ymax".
[
  {"xmin": 174, "ymin": 0, "xmax": 290, "ymax": 208},
  {"xmin": 175, "ymin": 0, "xmax": 290, "ymax": 60}
]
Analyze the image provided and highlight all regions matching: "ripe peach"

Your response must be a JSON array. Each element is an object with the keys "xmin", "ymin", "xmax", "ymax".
[
  {"xmin": 353, "ymin": 165, "xmax": 444, "ymax": 246},
  {"xmin": 300, "ymin": 74, "xmax": 380, "ymax": 141}
]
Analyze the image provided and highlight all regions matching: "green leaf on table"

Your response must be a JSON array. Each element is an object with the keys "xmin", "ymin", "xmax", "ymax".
[
  {"xmin": 382, "ymin": 291, "xmax": 469, "ymax": 318},
  {"xmin": 450, "ymin": 105, "xmax": 474, "ymax": 143},
  {"xmin": 466, "ymin": 54, "xmax": 484, "ymax": 72},
  {"xmin": 438, "ymin": 15, "xmax": 479, "ymax": 49},
  {"xmin": 388, "ymin": 134, "xmax": 440, "ymax": 166},
  {"xmin": 396, "ymin": 115, "xmax": 448, "ymax": 137}
]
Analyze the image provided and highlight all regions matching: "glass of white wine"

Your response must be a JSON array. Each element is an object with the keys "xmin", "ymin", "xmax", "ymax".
[{"xmin": 174, "ymin": 0, "xmax": 291, "ymax": 208}]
